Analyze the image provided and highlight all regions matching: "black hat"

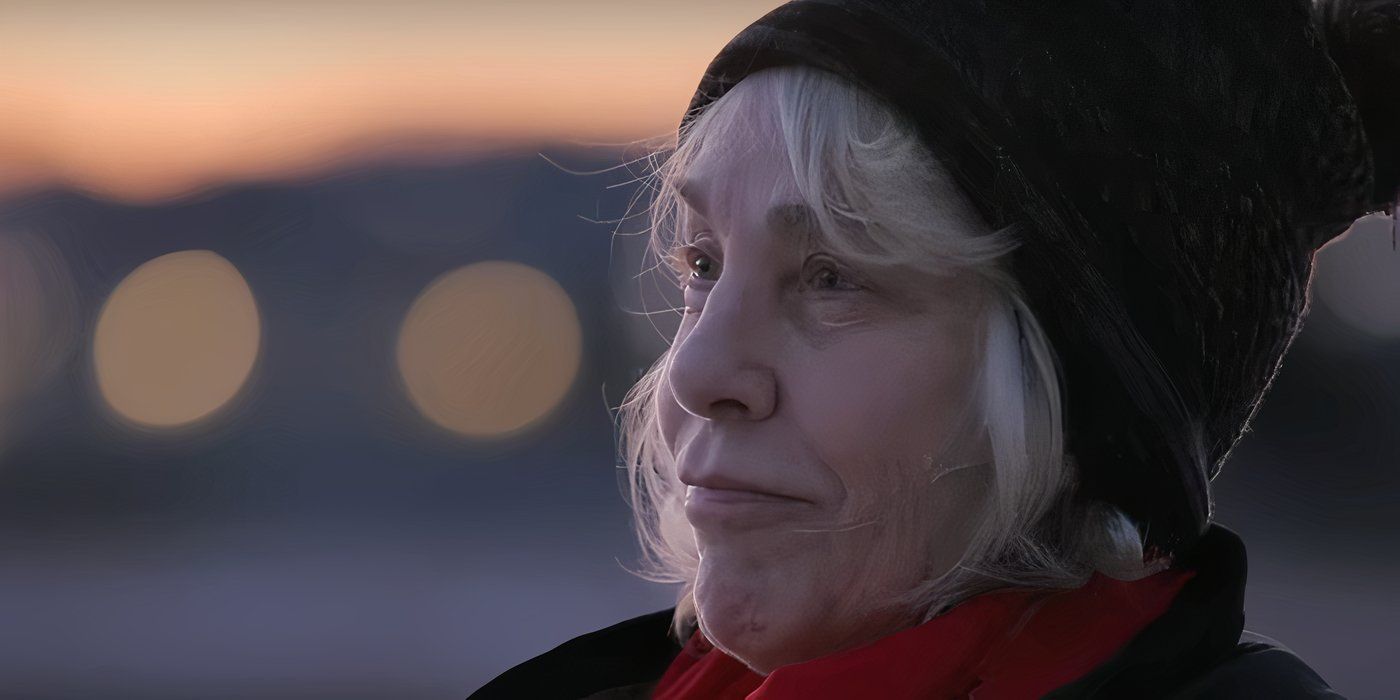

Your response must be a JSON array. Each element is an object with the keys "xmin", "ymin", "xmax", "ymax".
[{"xmin": 678, "ymin": 0, "xmax": 1400, "ymax": 558}]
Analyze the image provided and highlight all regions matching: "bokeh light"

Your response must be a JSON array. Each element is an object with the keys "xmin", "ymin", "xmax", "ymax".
[
  {"xmin": 0, "ymin": 231, "xmax": 81, "ymax": 456},
  {"xmin": 93, "ymin": 250, "xmax": 262, "ymax": 428},
  {"xmin": 396, "ymin": 260, "xmax": 582, "ymax": 439}
]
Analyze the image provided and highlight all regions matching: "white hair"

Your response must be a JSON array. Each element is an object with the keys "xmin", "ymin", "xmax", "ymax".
[{"xmin": 612, "ymin": 65, "xmax": 1170, "ymax": 643}]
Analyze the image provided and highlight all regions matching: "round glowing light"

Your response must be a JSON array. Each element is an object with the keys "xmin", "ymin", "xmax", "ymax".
[
  {"xmin": 397, "ymin": 261, "xmax": 582, "ymax": 439},
  {"xmin": 0, "ymin": 232, "xmax": 80, "ymax": 408},
  {"xmin": 93, "ymin": 250, "xmax": 261, "ymax": 428}
]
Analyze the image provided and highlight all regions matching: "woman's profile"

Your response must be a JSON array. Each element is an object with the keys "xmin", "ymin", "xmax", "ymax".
[{"xmin": 473, "ymin": 0, "xmax": 1396, "ymax": 697}]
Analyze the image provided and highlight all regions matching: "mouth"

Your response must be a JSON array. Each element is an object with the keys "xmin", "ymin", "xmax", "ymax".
[{"xmin": 684, "ymin": 486, "xmax": 814, "ymax": 530}]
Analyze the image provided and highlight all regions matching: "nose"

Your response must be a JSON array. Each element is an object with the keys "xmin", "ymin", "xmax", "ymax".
[{"xmin": 665, "ymin": 279, "xmax": 777, "ymax": 422}]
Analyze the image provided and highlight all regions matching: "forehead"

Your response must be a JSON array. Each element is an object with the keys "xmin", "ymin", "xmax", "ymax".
[
  {"xmin": 680, "ymin": 162, "xmax": 793, "ymax": 213},
  {"xmin": 678, "ymin": 95, "xmax": 796, "ymax": 200},
  {"xmin": 674, "ymin": 117, "xmax": 815, "ymax": 241},
  {"xmin": 679, "ymin": 169, "xmax": 815, "ymax": 233}
]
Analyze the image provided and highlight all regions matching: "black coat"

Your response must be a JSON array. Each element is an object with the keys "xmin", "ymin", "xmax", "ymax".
[{"xmin": 470, "ymin": 524, "xmax": 1344, "ymax": 698}]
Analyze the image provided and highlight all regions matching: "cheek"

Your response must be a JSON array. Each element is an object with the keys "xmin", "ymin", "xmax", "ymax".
[{"xmin": 800, "ymin": 341, "xmax": 975, "ymax": 471}]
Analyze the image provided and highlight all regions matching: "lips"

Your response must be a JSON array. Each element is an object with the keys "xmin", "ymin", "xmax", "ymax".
[
  {"xmin": 676, "ymin": 452, "xmax": 811, "ymax": 503},
  {"xmin": 684, "ymin": 485, "xmax": 813, "ymax": 529},
  {"xmin": 687, "ymin": 486, "xmax": 799, "ymax": 504}
]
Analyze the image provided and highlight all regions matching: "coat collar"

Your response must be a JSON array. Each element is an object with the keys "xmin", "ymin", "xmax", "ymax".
[{"xmin": 1043, "ymin": 521, "xmax": 1248, "ymax": 697}]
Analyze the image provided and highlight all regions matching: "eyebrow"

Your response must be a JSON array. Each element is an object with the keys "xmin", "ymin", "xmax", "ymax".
[{"xmin": 677, "ymin": 179, "xmax": 819, "ymax": 247}]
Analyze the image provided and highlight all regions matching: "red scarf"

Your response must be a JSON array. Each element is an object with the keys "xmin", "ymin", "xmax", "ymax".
[{"xmin": 652, "ymin": 567, "xmax": 1195, "ymax": 700}]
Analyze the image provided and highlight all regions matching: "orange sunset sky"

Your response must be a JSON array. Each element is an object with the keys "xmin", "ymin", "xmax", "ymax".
[{"xmin": 0, "ymin": 0, "xmax": 778, "ymax": 203}]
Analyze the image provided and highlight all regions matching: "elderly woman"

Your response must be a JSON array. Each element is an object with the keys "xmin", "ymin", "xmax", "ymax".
[{"xmin": 474, "ymin": 0, "xmax": 1396, "ymax": 697}]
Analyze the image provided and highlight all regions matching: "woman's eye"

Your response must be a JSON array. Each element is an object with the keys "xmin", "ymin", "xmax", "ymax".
[
  {"xmin": 807, "ymin": 259, "xmax": 864, "ymax": 292},
  {"xmin": 677, "ymin": 246, "xmax": 719, "ymax": 284},
  {"xmin": 674, "ymin": 246, "xmax": 864, "ymax": 293},
  {"xmin": 690, "ymin": 252, "xmax": 719, "ymax": 282}
]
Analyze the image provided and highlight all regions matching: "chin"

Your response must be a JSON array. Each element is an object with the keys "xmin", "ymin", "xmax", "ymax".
[
  {"xmin": 694, "ymin": 576, "xmax": 828, "ymax": 675},
  {"xmin": 698, "ymin": 615, "xmax": 787, "ymax": 676},
  {"xmin": 695, "ymin": 577, "xmax": 780, "ymax": 667}
]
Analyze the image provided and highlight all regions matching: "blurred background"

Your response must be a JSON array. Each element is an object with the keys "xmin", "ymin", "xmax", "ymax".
[{"xmin": 0, "ymin": 1, "xmax": 1395, "ymax": 698}]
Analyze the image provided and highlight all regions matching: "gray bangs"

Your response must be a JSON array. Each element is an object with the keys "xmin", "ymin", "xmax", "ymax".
[{"xmin": 655, "ymin": 65, "xmax": 1020, "ymax": 287}]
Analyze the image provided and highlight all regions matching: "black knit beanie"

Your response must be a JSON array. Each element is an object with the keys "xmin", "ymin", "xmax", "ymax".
[{"xmin": 678, "ymin": 0, "xmax": 1400, "ymax": 559}]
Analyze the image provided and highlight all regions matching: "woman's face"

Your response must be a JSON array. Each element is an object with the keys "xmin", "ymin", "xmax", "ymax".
[{"xmin": 656, "ymin": 101, "xmax": 995, "ymax": 674}]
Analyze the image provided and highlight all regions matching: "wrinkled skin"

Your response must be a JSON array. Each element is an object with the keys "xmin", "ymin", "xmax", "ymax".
[{"xmin": 656, "ymin": 91, "xmax": 995, "ymax": 675}]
